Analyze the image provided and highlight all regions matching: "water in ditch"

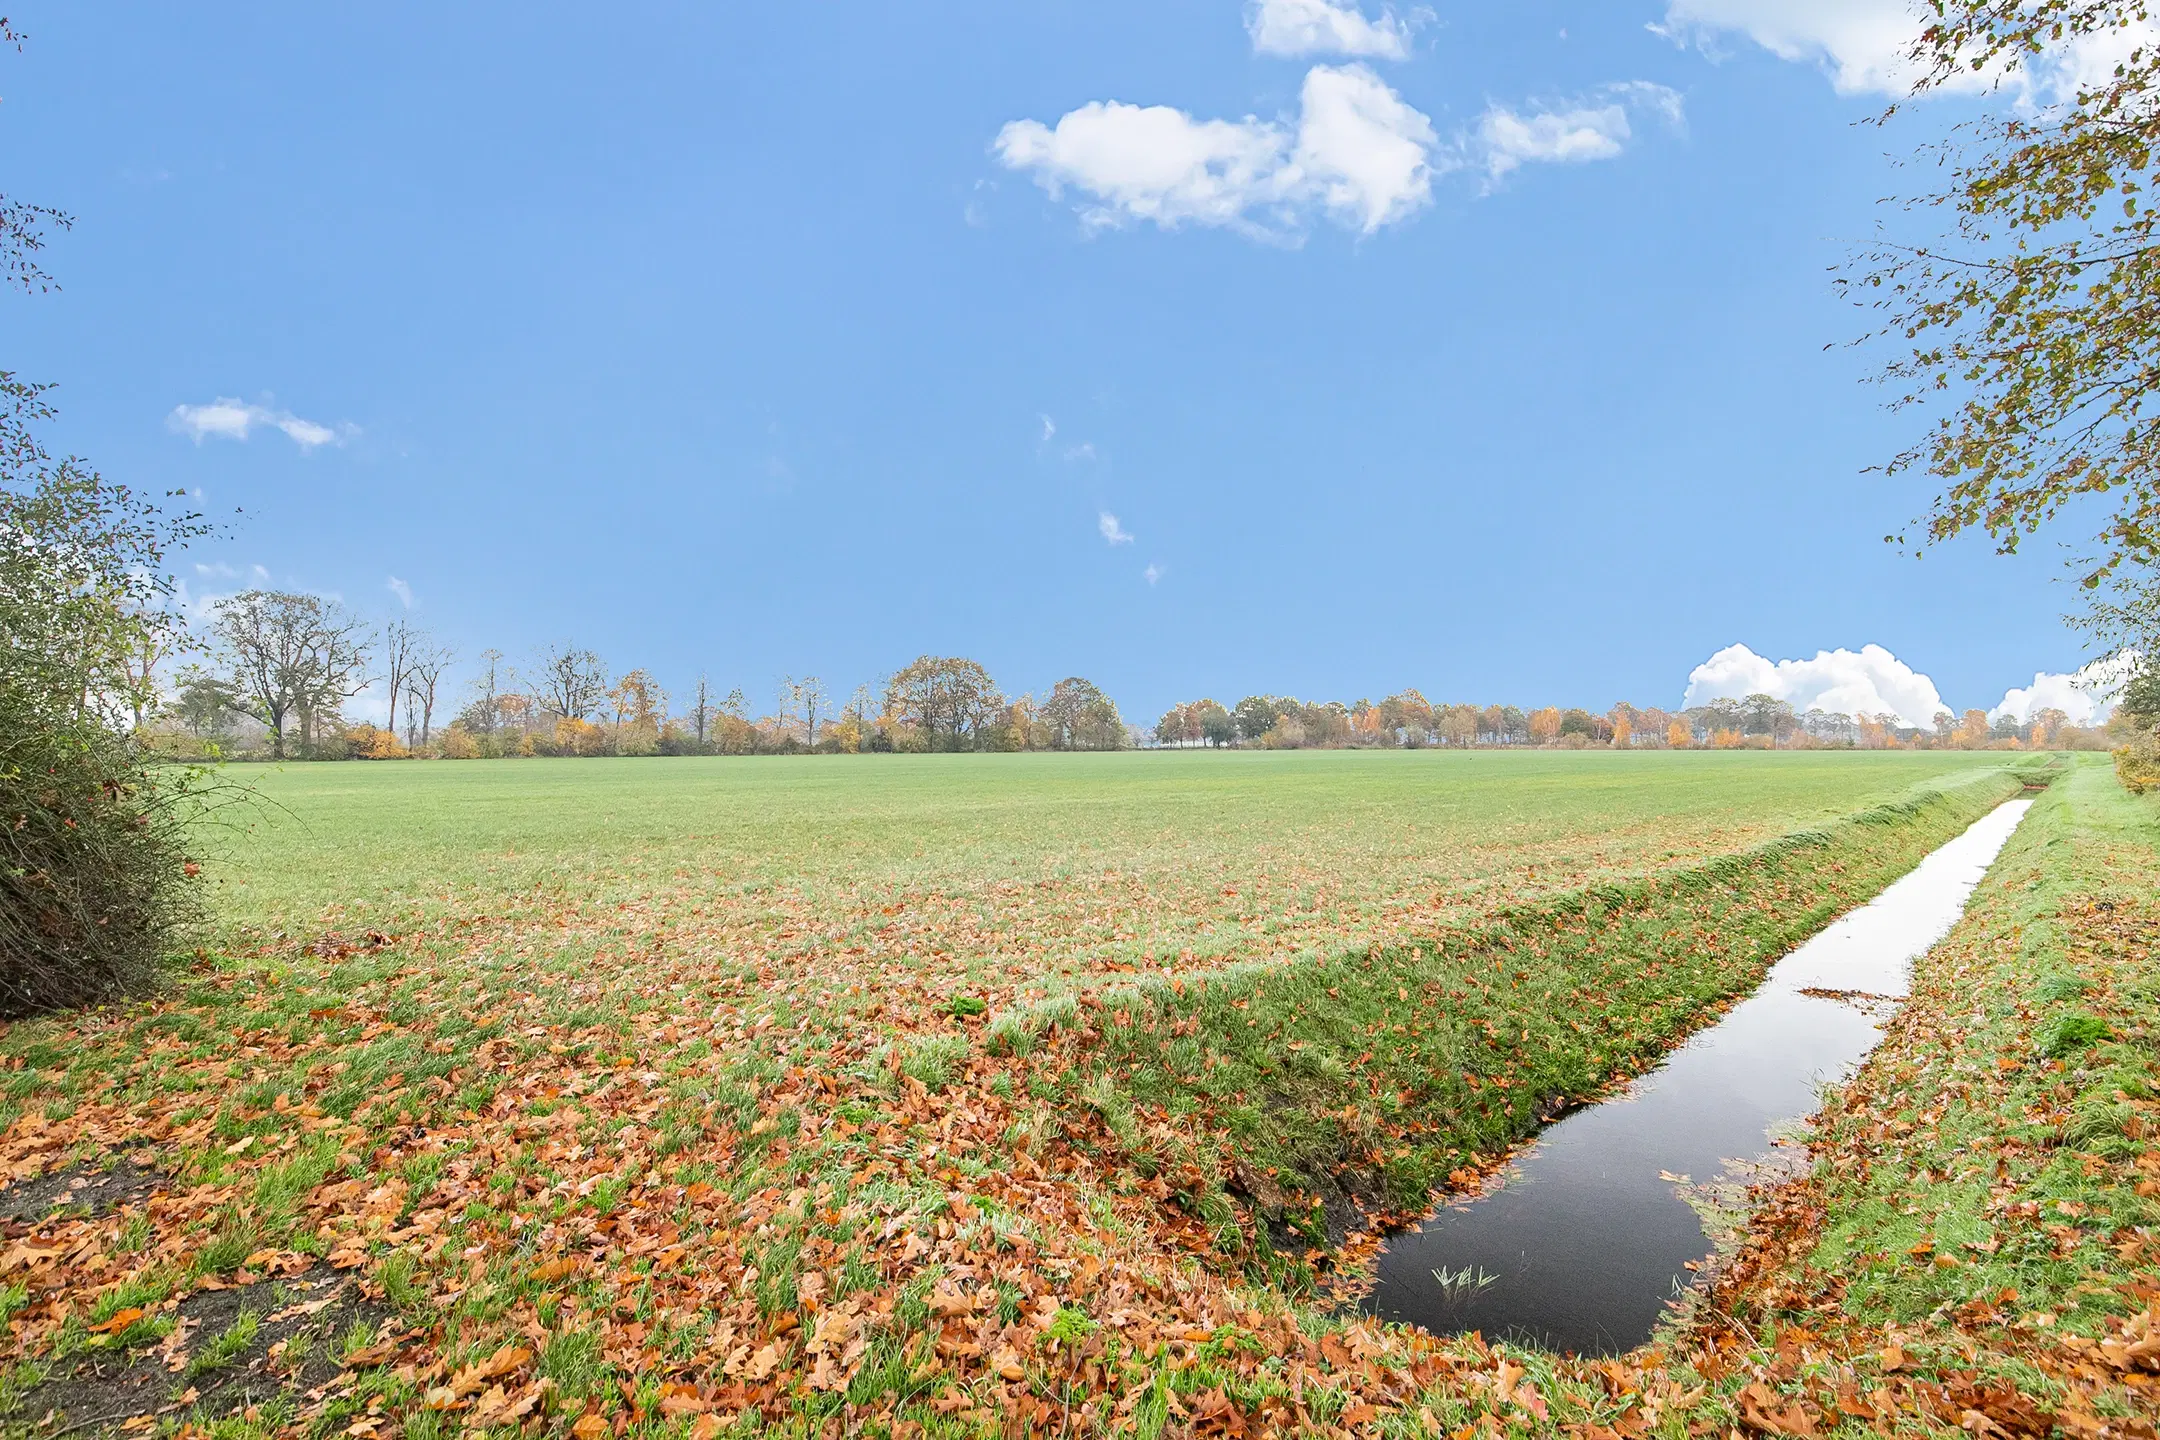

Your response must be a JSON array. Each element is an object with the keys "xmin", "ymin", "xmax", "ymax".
[{"xmin": 1362, "ymin": 798, "xmax": 2034, "ymax": 1355}]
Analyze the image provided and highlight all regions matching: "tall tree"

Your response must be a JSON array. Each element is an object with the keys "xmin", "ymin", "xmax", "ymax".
[
  {"xmin": 1232, "ymin": 695, "xmax": 1282, "ymax": 745},
  {"xmin": 793, "ymin": 675, "xmax": 828, "ymax": 747},
  {"xmin": 464, "ymin": 648, "xmax": 505, "ymax": 738},
  {"xmin": 212, "ymin": 592, "xmax": 310, "ymax": 759},
  {"xmin": 535, "ymin": 643, "xmax": 606, "ymax": 721},
  {"xmin": 379, "ymin": 619, "xmax": 419, "ymax": 739},
  {"xmin": 883, "ymin": 656, "xmax": 1003, "ymax": 750},
  {"xmin": 1858, "ymin": 1, "xmax": 2160, "ymax": 585},
  {"xmin": 212, "ymin": 592, "xmax": 370, "ymax": 758},
  {"xmin": 1042, "ymin": 677, "xmax": 1125, "ymax": 750},
  {"xmin": 168, "ymin": 665, "xmax": 238, "ymax": 739},
  {"xmin": 405, "ymin": 642, "xmax": 453, "ymax": 746},
  {"xmin": 688, "ymin": 673, "xmax": 714, "ymax": 750}
]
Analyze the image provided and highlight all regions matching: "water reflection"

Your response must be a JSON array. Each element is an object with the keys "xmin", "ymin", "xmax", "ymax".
[{"xmin": 1363, "ymin": 799, "xmax": 2033, "ymax": 1355}]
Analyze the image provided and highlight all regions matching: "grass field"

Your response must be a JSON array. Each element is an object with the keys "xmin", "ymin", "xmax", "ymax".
[
  {"xmin": 0, "ymin": 750, "xmax": 2080, "ymax": 1440},
  {"xmin": 200, "ymin": 750, "xmax": 2010, "ymax": 1005}
]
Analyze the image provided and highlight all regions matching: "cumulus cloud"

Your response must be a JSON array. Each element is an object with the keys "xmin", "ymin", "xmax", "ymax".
[
  {"xmin": 1099, "ymin": 511, "xmax": 1135, "ymax": 545},
  {"xmin": 1991, "ymin": 656, "xmax": 2132, "ymax": 726},
  {"xmin": 168, "ymin": 397, "xmax": 353, "ymax": 450},
  {"xmin": 1681, "ymin": 643, "xmax": 1949, "ymax": 728},
  {"xmin": 387, "ymin": 576, "xmax": 415, "ymax": 609},
  {"xmin": 1247, "ymin": 0, "xmax": 1425, "ymax": 60},
  {"xmin": 1295, "ymin": 62, "xmax": 1442, "ymax": 229},
  {"xmin": 1654, "ymin": 0, "xmax": 2156, "ymax": 101},
  {"xmin": 1477, "ymin": 83, "xmax": 1685, "ymax": 181},
  {"xmin": 994, "ymin": 64, "xmax": 1444, "ymax": 238}
]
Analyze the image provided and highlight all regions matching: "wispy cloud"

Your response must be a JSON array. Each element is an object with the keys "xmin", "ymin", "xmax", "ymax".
[
  {"xmin": 1099, "ymin": 511, "xmax": 1135, "ymax": 545},
  {"xmin": 1065, "ymin": 442, "xmax": 1098, "ymax": 462},
  {"xmin": 1476, "ymin": 83, "xmax": 1685, "ymax": 182},
  {"xmin": 387, "ymin": 576, "xmax": 415, "ymax": 609},
  {"xmin": 168, "ymin": 397, "xmax": 354, "ymax": 450},
  {"xmin": 1651, "ymin": 0, "xmax": 2151, "ymax": 102},
  {"xmin": 1144, "ymin": 562, "xmax": 1167, "ymax": 586},
  {"xmin": 1247, "ymin": 0, "xmax": 1428, "ymax": 60},
  {"xmin": 1038, "ymin": 413, "xmax": 1057, "ymax": 446}
]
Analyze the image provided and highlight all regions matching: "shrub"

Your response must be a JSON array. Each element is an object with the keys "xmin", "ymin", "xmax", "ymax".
[
  {"xmin": 345, "ymin": 724, "xmax": 407, "ymax": 760},
  {"xmin": 2115, "ymin": 734, "xmax": 2160, "ymax": 795},
  {"xmin": 439, "ymin": 727, "xmax": 481, "ymax": 760},
  {"xmin": 0, "ymin": 694, "xmax": 202, "ymax": 1016}
]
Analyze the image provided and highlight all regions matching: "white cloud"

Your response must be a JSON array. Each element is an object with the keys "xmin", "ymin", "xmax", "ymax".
[
  {"xmin": 1653, "ymin": 0, "xmax": 1926, "ymax": 96},
  {"xmin": 1099, "ymin": 511, "xmax": 1135, "ymax": 545},
  {"xmin": 1477, "ymin": 83, "xmax": 1684, "ymax": 181},
  {"xmin": 387, "ymin": 576, "xmax": 415, "ymax": 609},
  {"xmin": 993, "ymin": 63, "xmax": 1443, "ymax": 238},
  {"xmin": 995, "ymin": 100, "xmax": 1299, "ymax": 236},
  {"xmin": 1247, "ymin": 0, "xmax": 1425, "ymax": 60},
  {"xmin": 1038, "ymin": 413, "xmax": 1057, "ymax": 445},
  {"xmin": 1294, "ymin": 62, "xmax": 1441, "ymax": 229},
  {"xmin": 1144, "ymin": 562, "xmax": 1167, "ymax": 585},
  {"xmin": 1991, "ymin": 655, "xmax": 2132, "ymax": 726},
  {"xmin": 1065, "ymin": 442, "xmax": 1098, "ymax": 462},
  {"xmin": 1654, "ymin": 0, "xmax": 2157, "ymax": 101},
  {"xmin": 1682, "ymin": 643, "xmax": 1949, "ymax": 728},
  {"xmin": 168, "ymin": 397, "xmax": 353, "ymax": 450}
]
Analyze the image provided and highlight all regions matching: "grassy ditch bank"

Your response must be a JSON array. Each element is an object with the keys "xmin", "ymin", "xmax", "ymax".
[
  {"xmin": 1014, "ymin": 765, "xmax": 2036, "ymax": 1247},
  {"xmin": 1634, "ymin": 753, "xmax": 2160, "ymax": 1436}
]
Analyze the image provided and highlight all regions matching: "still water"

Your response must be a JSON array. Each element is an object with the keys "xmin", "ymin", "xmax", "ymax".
[{"xmin": 1363, "ymin": 799, "xmax": 2033, "ymax": 1355}]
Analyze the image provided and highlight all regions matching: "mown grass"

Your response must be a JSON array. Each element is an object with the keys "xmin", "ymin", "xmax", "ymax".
[{"xmin": 199, "ymin": 750, "xmax": 2008, "ymax": 999}]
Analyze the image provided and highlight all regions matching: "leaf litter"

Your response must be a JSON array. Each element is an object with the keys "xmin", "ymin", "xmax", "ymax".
[{"xmin": 0, "ymin": 760, "xmax": 2150, "ymax": 1437}]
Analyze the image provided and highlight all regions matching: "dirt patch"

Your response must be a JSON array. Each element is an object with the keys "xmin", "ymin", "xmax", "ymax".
[
  {"xmin": 9, "ymin": 1267, "xmax": 404, "ymax": 1437},
  {"xmin": 0, "ymin": 1159, "xmax": 163, "ymax": 1225}
]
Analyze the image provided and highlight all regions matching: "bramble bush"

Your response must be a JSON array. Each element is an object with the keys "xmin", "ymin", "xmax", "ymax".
[{"xmin": 0, "ymin": 689, "xmax": 202, "ymax": 1016}]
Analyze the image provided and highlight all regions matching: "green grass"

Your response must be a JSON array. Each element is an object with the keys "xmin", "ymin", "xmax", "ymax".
[
  {"xmin": 1044, "ymin": 765, "xmax": 2030, "ymax": 1217},
  {"xmin": 0, "ymin": 748, "xmax": 2081, "ymax": 1438},
  {"xmin": 1772, "ymin": 762, "xmax": 2160, "ymax": 1339},
  {"xmin": 200, "ymin": 750, "xmax": 2007, "ymax": 998},
  {"xmin": 1601, "ymin": 756, "xmax": 2160, "ymax": 1438}
]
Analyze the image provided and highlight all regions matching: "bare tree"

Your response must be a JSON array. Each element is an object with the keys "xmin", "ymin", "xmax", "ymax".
[
  {"xmin": 775, "ymin": 676, "xmax": 797, "ymax": 739},
  {"xmin": 464, "ymin": 648, "xmax": 505, "ymax": 737},
  {"xmin": 793, "ymin": 675, "xmax": 828, "ymax": 747},
  {"xmin": 214, "ymin": 592, "xmax": 308, "ymax": 758},
  {"xmin": 405, "ymin": 642, "xmax": 454, "ymax": 747},
  {"xmin": 534, "ymin": 643, "xmax": 606, "ymax": 721},
  {"xmin": 214, "ymin": 591, "xmax": 369, "ymax": 758},
  {"xmin": 292, "ymin": 610, "xmax": 371, "ymax": 756},
  {"xmin": 379, "ymin": 619, "xmax": 419, "ymax": 739}
]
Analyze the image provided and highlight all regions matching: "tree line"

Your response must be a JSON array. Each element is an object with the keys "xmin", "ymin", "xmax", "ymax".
[
  {"xmin": 142, "ymin": 586, "xmax": 2131, "ymax": 764},
  {"xmin": 1152, "ymin": 692, "xmax": 2125, "ymax": 753},
  {"xmin": 156, "ymin": 594, "xmax": 1134, "ymax": 759}
]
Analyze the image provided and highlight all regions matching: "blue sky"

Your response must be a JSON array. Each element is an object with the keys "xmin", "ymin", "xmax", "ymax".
[{"xmin": 2, "ymin": 2, "xmax": 2108, "ymax": 724}]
